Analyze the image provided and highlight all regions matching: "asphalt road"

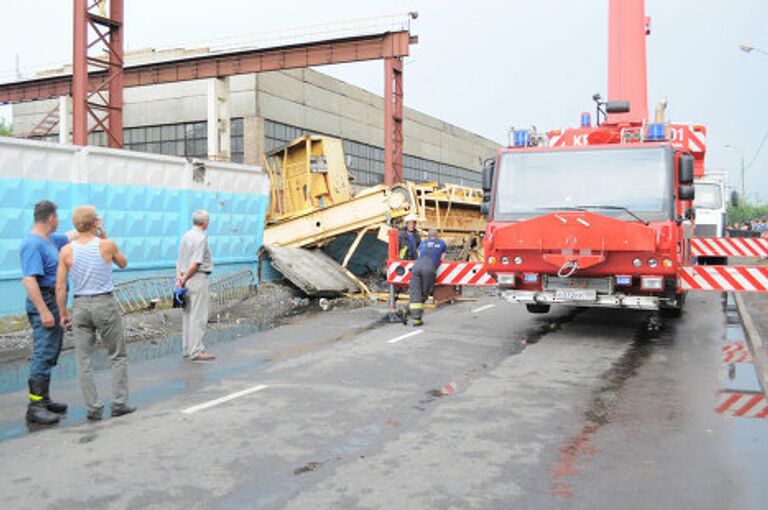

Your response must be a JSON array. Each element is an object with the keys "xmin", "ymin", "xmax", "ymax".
[{"xmin": 0, "ymin": 292, "xmax": 765, "ymax": 509}]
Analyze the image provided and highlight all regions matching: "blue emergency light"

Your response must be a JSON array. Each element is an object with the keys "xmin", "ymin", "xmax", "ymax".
[
  {"xmin": 514, "ymin": 130, "xmax": 529, "ymax": 147},
  {"xmin": 615, "ymin": 275, "xmax": 632, "ymax": 286},
  {"xmin": 580, "ymin": 112, "xmax": 592, "ymax": 128},
  {"xmin": 646, "ymin": 123, "xmax": 666, "ymax": 141}
]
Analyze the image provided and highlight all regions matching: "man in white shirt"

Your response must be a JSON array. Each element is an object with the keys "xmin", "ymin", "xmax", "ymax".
[{"xmin": 176, "ymin": 210, "xmax": 215, "ymax": 361}]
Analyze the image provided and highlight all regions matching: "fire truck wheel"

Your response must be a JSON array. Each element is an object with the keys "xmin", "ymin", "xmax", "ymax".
[
  {"xmin": 660, "ymin": 306, "xmax": 683, "ymax": 319},
  {"xmin": 526, "ymin": 304, "xmax": 551, "ymax": 314}
]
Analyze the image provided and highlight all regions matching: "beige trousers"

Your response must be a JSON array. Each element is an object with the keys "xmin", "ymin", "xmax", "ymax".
[{"xmin": 182, "ymin": 273, "xmax": 209, "ymax": 358}]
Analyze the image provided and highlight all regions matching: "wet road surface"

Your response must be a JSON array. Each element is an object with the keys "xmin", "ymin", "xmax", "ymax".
[{"xmin": 0, "ymin": 292, "xmax": 765, "ymax": 509}]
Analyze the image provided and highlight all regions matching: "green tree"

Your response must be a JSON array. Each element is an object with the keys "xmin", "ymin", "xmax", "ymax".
[
  {"xmin": 0, "ymin": 118, "xmax": 12, "ymax": 137},
  {"xmin": 727, "ymin": 201, "xmax": 768, "ymax": 227}
]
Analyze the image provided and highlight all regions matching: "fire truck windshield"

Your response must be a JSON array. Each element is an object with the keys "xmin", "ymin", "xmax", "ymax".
[{"xmin": 494, "ymin": 146, "xmax": 674, "ymax": 221}]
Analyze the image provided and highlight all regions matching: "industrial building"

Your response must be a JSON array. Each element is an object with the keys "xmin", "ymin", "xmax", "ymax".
[{"xmin": 11, "ymin": 49, "xmax": 501, "ymax": 188}]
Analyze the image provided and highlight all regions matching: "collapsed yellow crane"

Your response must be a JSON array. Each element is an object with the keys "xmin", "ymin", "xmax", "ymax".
[{"xmin": 261, "ymin": 135, "xmax": 486, "ymax": 292}]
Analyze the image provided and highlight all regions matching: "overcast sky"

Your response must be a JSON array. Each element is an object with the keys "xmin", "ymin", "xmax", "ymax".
[{"xmin": 1, "ymin": 0, "xmax": 766, "ymax": 200}]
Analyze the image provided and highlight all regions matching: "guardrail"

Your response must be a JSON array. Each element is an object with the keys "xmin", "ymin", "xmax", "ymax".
[{"xmin": 113, "ymin": 270, "xmax": 255, "ymax": 317}]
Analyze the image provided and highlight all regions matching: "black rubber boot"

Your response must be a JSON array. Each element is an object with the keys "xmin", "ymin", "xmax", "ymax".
[
  {"xmin": 26, "ymin": 379, "xmax": 60, "ymax": 425},
  {"xmin": 41, "ymin": 378, "xmax": 67, "ymax": 414}
]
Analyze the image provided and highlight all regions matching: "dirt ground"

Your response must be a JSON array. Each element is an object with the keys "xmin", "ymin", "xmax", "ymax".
[{"xmin": 0, "ymin": 281, "xmax": 372, "ymax": 364}]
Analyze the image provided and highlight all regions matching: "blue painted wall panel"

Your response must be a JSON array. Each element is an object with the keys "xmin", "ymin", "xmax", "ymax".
[{"xmin": 0, "ymin": 177, "xmax": 269, "ymax": 316}]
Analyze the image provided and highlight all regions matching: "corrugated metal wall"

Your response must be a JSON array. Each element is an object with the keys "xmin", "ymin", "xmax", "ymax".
[{"xmin": 0, "ymin": 138, "xmax": 269, "ymax": 316}]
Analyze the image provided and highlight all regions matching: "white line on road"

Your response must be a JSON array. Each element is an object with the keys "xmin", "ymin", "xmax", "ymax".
[
  {"xmin": 471, "ymin": 304, "xmax": 496, "ymax": 314},
  {"xmin": 387, "ymin": 329, "xmax": 424, "ymax": 344},
  {"xmin": 181, "ymin": 384, "xmax": 269, "ymax": 414}
]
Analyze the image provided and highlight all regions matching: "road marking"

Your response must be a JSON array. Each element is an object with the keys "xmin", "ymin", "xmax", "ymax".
[
  {"xmin": 387, "ymin": 330, "xmax": 424, "ymax": 344},
  {"xmin": 471, "ymin": 304, "xmax": 496, "ymax": 314},
  {"xmin": 182, "ymin": 384, "xmax": 268, "ymax": 414}
]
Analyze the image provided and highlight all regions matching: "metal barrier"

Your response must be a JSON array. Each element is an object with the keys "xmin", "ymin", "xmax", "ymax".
[
  {"xmin": 113, "ymin": 270, "xmax": 256, "ymax": 316},
  {"xmin": 113, "ymin": 276, "xmax": 175, "ymax": 314},
  {"xmin": 208, "ymin": 269, "xmax": 256, "ymax": 317}
]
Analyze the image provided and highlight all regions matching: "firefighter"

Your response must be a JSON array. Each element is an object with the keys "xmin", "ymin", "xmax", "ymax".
[
  {"xmin": 398, "ymin": 213, "xmax": 421, "ymax": 261},
  {"xmin": 407, "ymin": 229, "xmax": 447, "ymax": 327}
]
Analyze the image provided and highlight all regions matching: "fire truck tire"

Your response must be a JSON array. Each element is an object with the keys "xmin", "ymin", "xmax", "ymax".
[
  {"xmin": 660, "ymin": 293, "xmax": 686, "ymax": 319},
  {"xmin": 660, "ymin": 306, "xmax": 683, "ymax": 319},
  {"xmin": 526, "ymin": 304, "xmax": 551, "ymax": 314}
]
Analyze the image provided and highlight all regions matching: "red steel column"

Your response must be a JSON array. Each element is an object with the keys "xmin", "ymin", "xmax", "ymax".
[
  {"xmin": 607, "ymin": 0, "xmax": 649, "ymax": 124},
  {"xmin": 108, "ymin": 0, "xmax": 124, "ymax": 147},
  {"xmin": 384, "ymin": 57, "xmax": 404, "ymax": 184},
  {"xmin": 72, "ymin": 0, "xmax": 88, "ymax": 146}
]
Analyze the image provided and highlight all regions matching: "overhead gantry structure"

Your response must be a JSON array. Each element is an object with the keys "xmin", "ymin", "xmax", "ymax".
[{"xmin": 0, "ymin": 1, "xmax": 417, "ymax": 184}]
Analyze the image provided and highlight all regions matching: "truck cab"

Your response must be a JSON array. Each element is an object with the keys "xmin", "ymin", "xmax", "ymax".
[
  {"xmin": 694, "ymin": 172, "xmax": 727, "ymax": 238},
  {"xmin": 482, "ymin": 141, "xmax": 695, "ymax": 316}
]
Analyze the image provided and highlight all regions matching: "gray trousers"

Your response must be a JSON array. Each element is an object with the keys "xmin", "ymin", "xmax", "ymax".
[
  {"xmin": 182, "ymin": 273, "xmax": 209, "ymax": 358},
  {"xmin": 73, "ymin": 295, "xmax": 129, "ymax": 411}
]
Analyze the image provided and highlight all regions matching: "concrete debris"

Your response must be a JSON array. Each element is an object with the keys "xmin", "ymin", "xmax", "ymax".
[{"xmin": 264, "ymin": 245, "xmax": 362, "ymax": 296}]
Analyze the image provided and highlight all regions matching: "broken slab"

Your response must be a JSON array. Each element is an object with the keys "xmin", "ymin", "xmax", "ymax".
[{"xmin": 263, "ymin": 245, "xmax": 361, "ymax": 297}]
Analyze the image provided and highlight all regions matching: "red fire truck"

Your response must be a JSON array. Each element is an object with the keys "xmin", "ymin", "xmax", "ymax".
[
  {"xmin": 387, "ymin": 0, "xmax": 768, "ymax": 317},
  {"xmin": 480, "ymin": 0, "xmax": 703, "ymax": 317}
]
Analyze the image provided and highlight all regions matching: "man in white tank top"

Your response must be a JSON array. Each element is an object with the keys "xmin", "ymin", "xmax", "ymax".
[{"xmin": 56, "ymin": 206, "xmax": 135, "ymax": 421}]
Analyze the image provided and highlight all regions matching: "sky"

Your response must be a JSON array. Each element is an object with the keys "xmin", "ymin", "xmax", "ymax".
[{"xmin": 1, "ymin": 0, "xmax": 766, "ymax": 200}]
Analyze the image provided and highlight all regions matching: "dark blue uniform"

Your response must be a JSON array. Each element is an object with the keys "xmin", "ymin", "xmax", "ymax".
[{"xmin": 409, "ymin": 238, "xmax": 447, "ymax": 324}]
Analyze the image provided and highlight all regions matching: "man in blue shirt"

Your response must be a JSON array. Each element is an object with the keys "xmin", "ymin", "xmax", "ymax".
[
  {"xmin": 405, "ymin": 229, "xmax": 447, "ymax": 327},
  {"xmin": 20, "ymin": 200, "xmax": 75, "ymax": 425}
]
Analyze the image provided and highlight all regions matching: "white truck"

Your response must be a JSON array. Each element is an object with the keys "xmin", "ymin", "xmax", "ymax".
[{"xmin": 694, "ymin": 171, "xmax": 728, "ymax": 264}]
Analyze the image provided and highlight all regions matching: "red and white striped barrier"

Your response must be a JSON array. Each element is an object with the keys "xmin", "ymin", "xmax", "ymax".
[
  {"xmin": 680, "ymin": 266, "xmax": 768, "ymax": 292},
  {"xmin": 387, "ymin": 261, "xmax": 496, "ymax": 286},
  {"xmin": 714, "ymin": 391, "xmax": 768, "ymax": 419},
  {"xmin": 692, "ymin": 238, "xmax": 768, "ymax": 258},
  {"xmin": 722, "ymin": 342, "xmax": 751, "ymax": 363}
]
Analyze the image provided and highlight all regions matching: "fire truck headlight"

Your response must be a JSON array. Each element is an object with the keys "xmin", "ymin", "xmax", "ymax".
[
  {"xmin": 497, "ymin": 273, "xmax": 515, "ymax": 286},
  {"xmin": 662, "ymin": 258, "xmax": 673, "ymax": 268},
  {"xmin": 615, "ymin": 275, "xmax": 632, "ymax": 286},
  {"xmin": 514, "ymin": 256, "xmax": 523, "ymax": 265},
  {"xmin": 647, "ymin": 258, "xmax": 658, "ymax": 268},
  {"xmin": 501, "ymin": 256, "xmax": 509, "ymax": 265},
  {"xmin": 632, "ymin": 258, "xmax": 643, "ymax": 267},
  {"xmin": 523, "ymin": 273, "xmax": 539, "ymax": 283},
  {"xmin": 640, "ymin": 276, "xmax": 664, "ymax": 290}
]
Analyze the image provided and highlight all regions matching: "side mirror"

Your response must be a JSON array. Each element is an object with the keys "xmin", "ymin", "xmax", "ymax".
[
  {"xmin": 679, "ymin": 184, "xmax": 695, "ymax": 201},
  {"xmin": 730, "ymin": 190, "xmax": 740, "ymax": 207},
  {"xmin": 482, "ymin": 159, "xmax": 495, "ymax": 193},
  {"xmin": 678, "ymin": 155, "xmax": 694, "ymax": 184},
  {"xmin": 605, "ymin": 100, "xmax": 630, "ymax": 113},
  {"xmin": 481, "ymin": 159, "xmax": 495, "ymax": 218}
]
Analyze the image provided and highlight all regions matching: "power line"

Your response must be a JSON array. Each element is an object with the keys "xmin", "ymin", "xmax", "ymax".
[{"xmin": 745, "ymin": 127, "xmax": 768, "ymax": 170}]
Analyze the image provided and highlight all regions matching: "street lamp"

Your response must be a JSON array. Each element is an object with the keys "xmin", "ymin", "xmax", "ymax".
[
  {"xmin": 740, "ymin": 43, "xmax": 768, "ymax": 56},
  {"xmin": 724, "ymin": 144, "xmax": 746, "ymax": 202}
]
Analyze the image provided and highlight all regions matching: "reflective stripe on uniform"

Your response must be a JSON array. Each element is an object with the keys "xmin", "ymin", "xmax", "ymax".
[{"xmin": 28, "ymin": 393, "xmax": 43, "ymax": 401}]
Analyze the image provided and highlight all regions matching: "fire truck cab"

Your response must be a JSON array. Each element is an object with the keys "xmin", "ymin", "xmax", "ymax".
[{"xmin": 481, "ymin": 138, "xmax": 696, "ymax": 317}]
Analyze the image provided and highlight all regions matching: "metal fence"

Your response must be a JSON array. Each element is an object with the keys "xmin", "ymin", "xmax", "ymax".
[{"xmin": 113, "ymin": 270, "xmax": 256, "ymax": 317}]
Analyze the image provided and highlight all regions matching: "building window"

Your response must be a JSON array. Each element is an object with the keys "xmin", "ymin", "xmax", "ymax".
[
  {"xmin": 72, "ymin": 118, "xmax": 244, "ymax": 163},
  {"xmin": 264, "ymin": 119, "xmax": 481, "ymax": 188},
  {"xmin": 230, "ymin": 118, "xmax": 244, "ymax": 163}
]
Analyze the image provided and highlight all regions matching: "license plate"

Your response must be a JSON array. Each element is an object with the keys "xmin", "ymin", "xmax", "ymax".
[{"xmin": 554, "ymin": 289, "xmax": 597, "ymax": 301}]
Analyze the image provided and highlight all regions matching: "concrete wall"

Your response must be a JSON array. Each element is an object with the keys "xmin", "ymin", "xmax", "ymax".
[
  {"xmin": 13, "ymin": 68, "xmax": 500, "ymax": 173},
  {"xmin": 0, "ymin": 137, "xmax": 269, "ymax": 316}
]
